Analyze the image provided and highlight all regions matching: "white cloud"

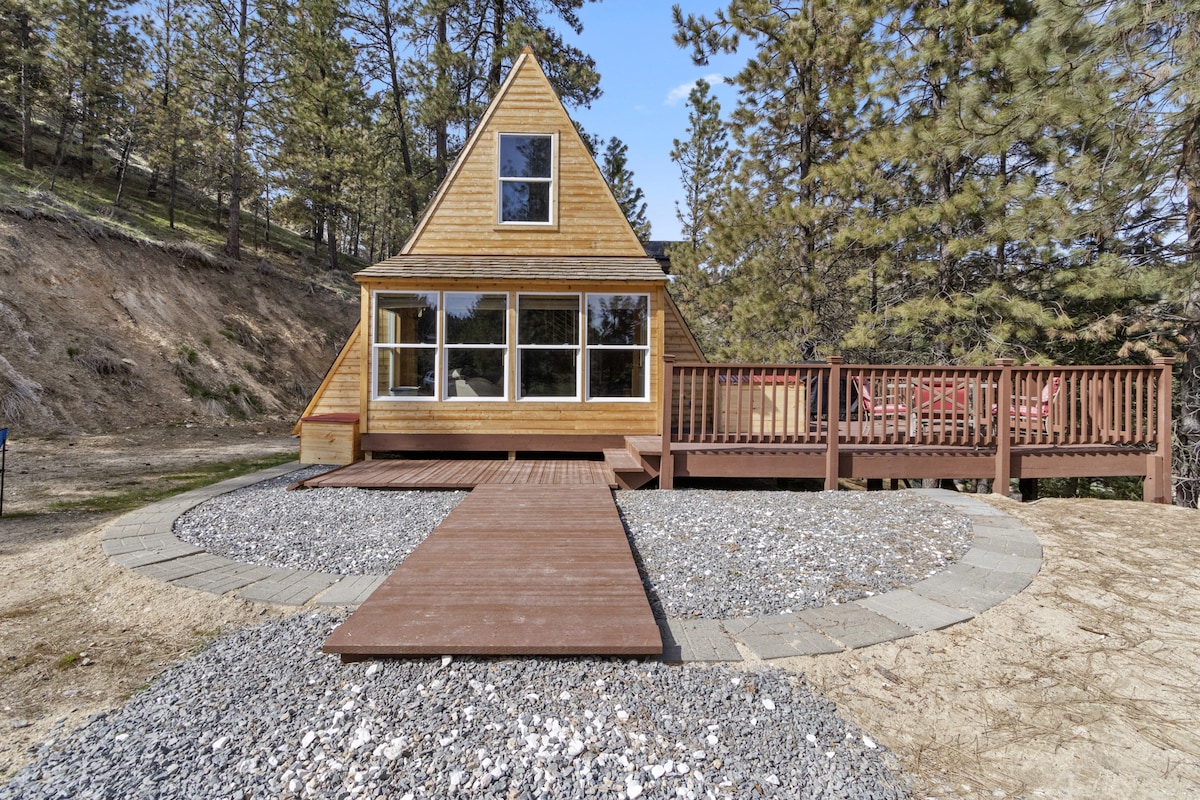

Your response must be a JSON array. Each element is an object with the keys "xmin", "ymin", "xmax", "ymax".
[{"xmin": 665, "ymin": 74, "xmax": 724, "ymax": 105}]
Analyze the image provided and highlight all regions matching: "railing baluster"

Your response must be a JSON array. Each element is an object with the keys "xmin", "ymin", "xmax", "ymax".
[{"xmin": 661, "ymin": 360, "xmax": 1163, "ymax": 459}]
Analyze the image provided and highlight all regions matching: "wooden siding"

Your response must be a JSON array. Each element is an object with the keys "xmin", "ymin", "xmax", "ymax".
[
  {"xmin": 365, "ymin": 401, "xmax": 660, "ymax": 437},
  {"xmin": 402, "ymin": 51, "xmax": 646, "ymax": 258},
  {"xmin": 299, "ymin": 415, "xmax": 361, "ymax": 465},
  {"xmin": 663, "ymin": 291, "xmax": 705, "ymax": 363},
  {"xmin": 357, "ymin": 279, "xmax": 666, "ymax": 439},
  {"xmin": 293, "ymin": 324, "xmax": 363, "ymax": 432}
]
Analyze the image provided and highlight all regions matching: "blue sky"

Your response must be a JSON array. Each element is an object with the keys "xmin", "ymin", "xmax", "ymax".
[{"xmin": 565, "ymin": 1, "xmax": 743, "ymax": 241}]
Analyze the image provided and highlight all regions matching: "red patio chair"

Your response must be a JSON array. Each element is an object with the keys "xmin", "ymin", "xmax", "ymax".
[
  {"xmin": 853, "ymin": 376, "xmax": 907, "ymax": 417},
  {"xmin": 910, "ymin": 377, "xmax": 971, "ymax": 436},
  {"xmin": 994, "ymin": 376, "xmax": 1062, "ymax": 433}
]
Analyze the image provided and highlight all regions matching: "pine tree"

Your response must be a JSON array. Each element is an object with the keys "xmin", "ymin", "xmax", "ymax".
[
  {"xmin": 189, "ymin": 0, "xmax": 270, "ymax": 260},
  {"xmin": 43, "ymin": 0, "xmax": 143, "ymax": 179},
  {"xmin": 346, "ymin": 0, "xmax": 430, "ymax": 228},
  {"xmin": 267, "ymin": 0, "xmax": 369, "ymax": 271},
  {"xmin": 674, "ymin": 0, "xmax": 878, "ymax": 361},
  {"xmin": 1084, "ymin": 0, "xmax": 1200, "ymax": 505},
  {"xmin": 669, "ymin": 78, "xmax": 726, "ymax": 251},
  {"xmin": 599, "ymin": 136, "xmax": 651, "ymax": 241},
  {"xmin": 142, "ymin": 0, "xmax": 199, "ymax": 227},
  {"xmin": 403, "ymin": 0, "xmax": 602, "ymax": 182},
  {"xmin": 0, "ymin": 0, "xmax": 50, "ymax": 170},
  {"xmin": 667, "ymin": 77, "xmax": 731, "ymax": 357}
]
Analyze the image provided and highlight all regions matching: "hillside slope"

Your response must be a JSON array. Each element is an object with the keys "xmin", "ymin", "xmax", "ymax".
[{"xmin": 0, "ymin": 213, "xmax": 358, "ymax": 435}]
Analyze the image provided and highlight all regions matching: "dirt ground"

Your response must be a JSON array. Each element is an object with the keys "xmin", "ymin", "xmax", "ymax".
[
  {"xmin": 0, "ymin": 423, "xmax": 299, "ymax": 778},
  {"xmin": 2, "ymin": 426, "xmax": 1199, "ymax": 798}
]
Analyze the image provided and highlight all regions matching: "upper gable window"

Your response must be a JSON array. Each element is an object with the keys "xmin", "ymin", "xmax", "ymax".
[{"xmin": 498, "ymin": 133, "xmax": 554, "ymax": 224}]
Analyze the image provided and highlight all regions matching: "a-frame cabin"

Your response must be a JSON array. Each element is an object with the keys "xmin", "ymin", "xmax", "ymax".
[{"xmin": 297, "ymin": 48, "xmax": 703, "ymax": 467}]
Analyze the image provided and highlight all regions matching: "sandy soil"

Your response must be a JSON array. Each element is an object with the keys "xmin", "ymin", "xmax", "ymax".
[
  {"xmin": 775, "ymin": 496, "xmax": 1200, "ymax": 798},
  {"xmin": 2, "ymin": 427, "xmax": 1199, "ymax": 798},
  {"xmin": 0, "ymin": 423, "xmax": 299, "ymax": 777}
]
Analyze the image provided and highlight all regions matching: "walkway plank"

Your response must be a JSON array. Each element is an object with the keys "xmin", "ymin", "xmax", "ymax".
[
  {"xmin": 322, "ymin": 485, "xmax": 663, "ymax": 658},
  {"xmin": 302, "ymin": 459, "xmax": 617, "ymax": 489}
]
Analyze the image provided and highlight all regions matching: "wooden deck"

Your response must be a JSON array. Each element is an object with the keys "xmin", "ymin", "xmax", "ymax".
[
  {"xmin": 301, "ymin": 458, "xmax": 617, "ymax": 489},
  {"xmin": 656, "ymin": 359, "xmax": 1175, "ymax": 502},
  {"xmin": 322, "ymin": 484, "xmax": 663, "ymax": 658}
]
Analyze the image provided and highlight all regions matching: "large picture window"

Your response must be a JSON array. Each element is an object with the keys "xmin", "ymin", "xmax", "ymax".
[
  {"xmin": 444, "ymin": 292, "xmax": 507, "ymax": 399},
  {"xmin": 373, "ymin": 293, "xmax": 437, "ymax": 398},
  {"xmin": 372, "ymin": 291, "xmax": 649, "ymax": 403},
  {"xmin": 587, "ymin": 294, "xmax": 649, "ymax": 399},
  {"xmin": 518, "ymin": 294, "xmax": 580, "ymax": 399},
  {"xmin": 498, "ymin": 134, "xmax": 554, "ymax": 224}
]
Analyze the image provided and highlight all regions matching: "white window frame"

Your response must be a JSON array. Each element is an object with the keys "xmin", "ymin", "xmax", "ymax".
[
  {"xmin": 443, "ymin": 292, "xmax": 508, "ymax": 402},
  {"xmin": 371, "ymin": 290, "xmax": 440, "ymax": 401},
  {"xmin": 496, "ymin": 132, "xmax": 557, "ymax": 227},
  {"xmin": 516, "ymin": 292, "xmax": 582, "ymax": 401},
  {"xmin": 585, "ymin": 293, "xmax": 651, "ymax": 402}
]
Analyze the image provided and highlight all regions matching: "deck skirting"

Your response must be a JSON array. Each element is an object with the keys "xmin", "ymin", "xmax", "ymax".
[{"xmin": 668, "ymin": 441, "xmax": 1156, "ymax": 483}]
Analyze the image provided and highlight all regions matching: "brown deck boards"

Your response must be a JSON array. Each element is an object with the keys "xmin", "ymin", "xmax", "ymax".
[
  {"xmin": 302, "ymin": 458, "xmax": 617, "ymax": 489},
  {"xmin": 322, "ymin": 484, "xmax": 663, "ymax": 657}
]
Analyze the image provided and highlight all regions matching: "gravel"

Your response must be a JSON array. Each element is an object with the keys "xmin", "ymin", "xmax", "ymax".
[
  {"xmin": 174, "ymin": 467, "xmax": 468, "ymax": 576},
  {"xmin": 176, "ymin": 469, "xmax": 972, "ymax": 618},
  {"xmin": 1, "ymin": 612, "xmax": 911, "ymax": 800},
  {"xmin": 615, "ymin": 490, "xmax": 972, "ymax": 619},
  {"xmin": 3, "ymin": 474, "xmax": 985, "ymax": 798}
]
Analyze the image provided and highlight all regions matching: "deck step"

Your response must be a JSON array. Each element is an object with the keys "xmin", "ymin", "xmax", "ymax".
[
  {"xmin": 602, "ymin": 447, "xmax": 643, "ymax": 472},
  {"xmin": 624, "ymin": 435, "xmax": 662, "ymax": 457}
]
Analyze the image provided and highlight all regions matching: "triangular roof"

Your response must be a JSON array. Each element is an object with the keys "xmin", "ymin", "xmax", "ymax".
[{"xmin": 397, "ymin": 47, "xmax": 651, "ymax": 262}]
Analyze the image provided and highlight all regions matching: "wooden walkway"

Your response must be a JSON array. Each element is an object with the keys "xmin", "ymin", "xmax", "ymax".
[
  {"xmin": 301, "ymin": 458, "xmax": 616, "ymax": 489},
  {"xmin": 322, "ymin": 484, "xmax": 663, "ymax": 658}
]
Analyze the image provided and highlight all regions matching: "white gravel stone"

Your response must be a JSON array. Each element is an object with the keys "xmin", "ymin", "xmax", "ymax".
[{"xmin": 5, "ymin": 472, "xmax": 984, "ymax": 799}]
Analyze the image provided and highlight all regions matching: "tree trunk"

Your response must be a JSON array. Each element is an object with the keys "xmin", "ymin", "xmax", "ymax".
[
  {"xmin": 379, "ymin": 0, "xmax": 420, "ymax": 222},
  {"xmin": 114, "ymin": 133, "xmax": 134, "ymax": 206},
  {"xmin": 326, "ymin": 204, "xmax": 340, "ymax": 271},
  {"xmin": 1175, "ymin": 116, "xmax": 1200, "ymax": 507},
  {"xmin": 224, "ymin": 0, "xmax": 250, "ymax": 261},
  {"xmin": 49, "ymin": 108, "xmax": 73, "ymax": 192},
  {"xmin": 17, "ymin": 11, "xmax": 35, "ymax": 171},
  {"xmin": 79, "ymin": 66, "xmax": 95, "ymax": 175},
  {"xmin": 435, "ymin": 10, "xmax": 449, "ymax": 182},
  {"xmin": 490, "ymin": 0, "xmax": 506, "ymax": 89},
  {"xmin": 167, "ymin": 159, "xmax": 177, "ymax": 229}
]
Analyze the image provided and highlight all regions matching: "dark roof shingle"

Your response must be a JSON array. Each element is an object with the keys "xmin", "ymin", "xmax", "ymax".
[{"xmin": 356, "ymin": 255, "xmax": 669, "ymax": 282}]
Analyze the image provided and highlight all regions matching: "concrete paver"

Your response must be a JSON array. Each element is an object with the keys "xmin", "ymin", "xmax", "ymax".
[
  {"xmin": 99, "ymin": 474, "xmax": 1042, "ymax": 662},
  {"xmin": 316, "ymin": 575, "xmax": 388, "ymax": 607},
  {"xmin": 723, "ymin": 615, "xmax": 842, "ymax": 658},
  {"xmin": 659, "ymin": 618, "xmax": 742, "ymax": 662},
  {"xmin": 798, "ymin": 604, "xmax": 916, "ymax": 649},
  {"xmin": 238, "ymin": 571, "xmax": 341, "ymax": 606},
  {"xmin": 856, "ymin": 589, "xmax": 974, "ymax": 633}
]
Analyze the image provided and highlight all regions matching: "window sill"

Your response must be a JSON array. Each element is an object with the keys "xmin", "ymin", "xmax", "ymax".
[{"xmin": 494, "ymin": 220, "xmax": 559, "ymax": 232}]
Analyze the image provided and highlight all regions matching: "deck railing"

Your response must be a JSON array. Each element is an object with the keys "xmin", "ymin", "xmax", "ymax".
[{"xmin": 659, "ymin": 356, "xmax": 1174, "ymax": 498}]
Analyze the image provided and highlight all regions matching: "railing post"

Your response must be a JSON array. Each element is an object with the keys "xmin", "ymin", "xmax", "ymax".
[
  {"xmin": 993, "ymin": 358, "xmax": 1014, "ymax": 498},
  {"xmin": 659, "ymin": 355, "xmax": 676, "ymax": 490},
  {"xmin": 1148, "ymin": 357, "xmax": 1174, "ymax": 503},
  {"xmin": 824, "ymin": 356, "xmax": 843, "ymax": 491}
]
